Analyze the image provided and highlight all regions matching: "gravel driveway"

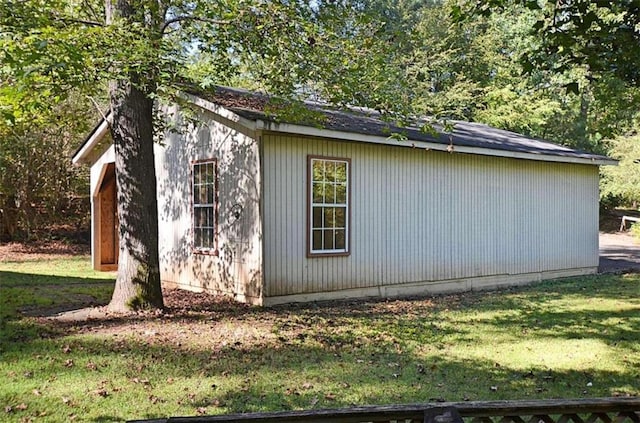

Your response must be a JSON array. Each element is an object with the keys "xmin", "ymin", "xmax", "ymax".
[{"xmin": 599, "ymin": 232, "xmax": 640, "ymax": 273}]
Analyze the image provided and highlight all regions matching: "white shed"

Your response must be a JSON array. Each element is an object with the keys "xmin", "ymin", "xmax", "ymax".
[{"xmin": 73, "ymin": 86, "xmax": 616, "ymax": 305}]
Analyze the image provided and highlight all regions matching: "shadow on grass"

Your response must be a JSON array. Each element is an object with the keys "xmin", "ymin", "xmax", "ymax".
[
  {"xmin": 4, "ymin": 330, "xmax": 638, "ymax": 423},
  {"xmin": 1, "ymin": 274, "xmax": 639, "ymax": 421}
]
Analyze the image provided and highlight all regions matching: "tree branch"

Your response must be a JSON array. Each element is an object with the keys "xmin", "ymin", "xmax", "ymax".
[
  {"xmin": 56, "ymin": 17, "xmax": 104, "ymax": 27},
  {"xmin": 86, "ymin": 96, "xmax": 111, "ymax": 126},
  {"xmin": 161, "ymin": 15, "xmax": 231, "ymax": 33}
]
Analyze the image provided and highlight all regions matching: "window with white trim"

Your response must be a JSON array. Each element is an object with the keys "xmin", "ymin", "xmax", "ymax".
[
  {"xmin": 309, "ymin": 157, "xmax": 349, "ymax": 255},
  {"xmin": 192, "ymin": 160, "xmax": 217, "ymax": 253}
]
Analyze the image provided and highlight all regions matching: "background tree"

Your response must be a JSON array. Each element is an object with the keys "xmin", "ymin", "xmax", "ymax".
[
  {"xmin": 407, "ymin": 1, "xmax": 640, "ymax": 149},
  {"xmin": 0, "ymin": 0, "xmax": 410, "ymax": 312},
  {"xmin": 0, "ymin": 87, "xmax": 97, "ymax": 241}
]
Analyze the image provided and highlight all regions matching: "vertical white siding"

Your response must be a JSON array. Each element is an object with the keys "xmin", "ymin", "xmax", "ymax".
[
  {"xmin": 262, "ymin": 134, "xmax": 599, "ymax": 299},
  {"xmin": 154, "ymin": 108, "xmax": 263, "ymax": 303}
]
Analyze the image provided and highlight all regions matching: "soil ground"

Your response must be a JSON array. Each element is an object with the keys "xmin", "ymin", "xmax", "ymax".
[{"xmin": 0, "ymin": 240, "xmax": 89, "ymax": 262}]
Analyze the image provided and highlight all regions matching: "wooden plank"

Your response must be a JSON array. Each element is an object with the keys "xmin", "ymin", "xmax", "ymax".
[{"xmin": 127, "ymin": 398, "xmax": 640, "ymax": 423}]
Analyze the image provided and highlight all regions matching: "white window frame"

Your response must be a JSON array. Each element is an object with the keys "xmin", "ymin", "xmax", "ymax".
[
  {"xmin": 192, "ymin": 159, "xmax": 218, "ymax": 255},
  {"xmin": 308, "ymin": 156, "xmax": 350, "ymax": 257}
]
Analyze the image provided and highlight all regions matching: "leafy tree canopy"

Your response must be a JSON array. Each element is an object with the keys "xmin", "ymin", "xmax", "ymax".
[
  {"xmin": 0, "ymin": 0, "xmax": 410, "ymax": 120},
  {"xmin": 452, "ymin": 0, "xmax": 640, "ymax": 89}
]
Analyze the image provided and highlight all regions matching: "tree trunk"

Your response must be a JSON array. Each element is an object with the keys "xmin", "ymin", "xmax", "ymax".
[
  {"xmin": 106, "ymin": 0, "xmax": 163, "ymax": 312},
  {"xmin": 107, "ymin": 79, "xmax": 164, "ymax": 312}
]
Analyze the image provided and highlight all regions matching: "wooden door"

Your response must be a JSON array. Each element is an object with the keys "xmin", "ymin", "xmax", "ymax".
[{"xmin": 99, "ymin": 164, "xmax": 119, "ymax": 269}]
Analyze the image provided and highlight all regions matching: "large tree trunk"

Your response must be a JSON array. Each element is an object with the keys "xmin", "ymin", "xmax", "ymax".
[{"xmin": 106, "ymin": 0, "xmax": 163, "ymax": 312}]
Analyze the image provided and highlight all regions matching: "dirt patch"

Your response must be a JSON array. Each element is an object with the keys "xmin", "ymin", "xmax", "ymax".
[{"xmin": 0, "ymin": 241, "xmax": 90, "ymax": 262}]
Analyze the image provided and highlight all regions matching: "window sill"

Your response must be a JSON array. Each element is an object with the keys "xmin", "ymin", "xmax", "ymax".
[{"xmin": 307, "ymin": 251, "xmax": 350, "ymax": 258}]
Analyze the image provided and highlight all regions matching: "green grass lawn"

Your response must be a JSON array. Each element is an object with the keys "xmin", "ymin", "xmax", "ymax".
[{"xmin": 1, "ymin": 256, "xmax": 638, "ymax": 423}]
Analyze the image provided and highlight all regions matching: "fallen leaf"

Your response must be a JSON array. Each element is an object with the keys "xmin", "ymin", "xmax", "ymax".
[
  {"xmin": 196, "ymin": 407, "xmax": 207, "ymax": 415},
  {"xmin": 93, "ymin": 389, "xmax": 108, "ymax": 398},
  {"xmin": 65, "ymin": 359, "xmax": 74, "ymax": 368},
  {"xmin": 324, "ymin": 393, "xmax": 336, "ymax": 401},
  {"xmin": 32, "ymin": 389, "xmax": 41, "ymax": 396},
  {"xmin": 490, "ymin": 386, "xmax": 498, "ymax": 392},
  {"xmin": 86, "ymin": 362, "xmax": 97, "ymax": 371},
  {"xmin": 302, "ymin": 382, "xmax": 313, "ymax": 390},
  {"xmin": 15, "ymin": 403, "xmax": 27, "ymax": 411},
  {"xmin": 62, "ymin": 397, "xmax": 72, "ymax": 405},
  {"xmin": 62, "ymin": 345, "xmax": 71, "ymax": 354},
  {"xmin": 5, "ymin": 406, "xmax": 12, "ymax": 413}
]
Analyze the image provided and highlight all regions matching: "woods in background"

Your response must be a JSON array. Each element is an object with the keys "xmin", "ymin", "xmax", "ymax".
[{"xmin": 1, "ymin": 0, "xmax": 639, "ymax": 243}]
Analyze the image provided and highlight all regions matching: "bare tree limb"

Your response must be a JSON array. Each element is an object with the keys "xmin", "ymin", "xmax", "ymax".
[{"xmin": 86, "ymin": 95, "xmax": 111, "ymax": 126}]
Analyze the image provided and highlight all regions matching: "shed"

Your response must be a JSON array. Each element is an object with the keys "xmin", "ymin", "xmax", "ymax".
[{"xmin": 72, "ymin": 86, "xmax": 616, "ymax": 305}]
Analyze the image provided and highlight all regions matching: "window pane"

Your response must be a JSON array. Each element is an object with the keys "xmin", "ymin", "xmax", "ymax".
[
  {"xmin": 195, "ymin": 228, "xmax": 202, "ymax": 247},
  {"xmin": 312, "ymin": 230, "xmax": 323, "ymax": 250},
  {"xmin": 194, "ymin": 185, "xmax": 200, "ymax": 205},
  {"xmin": 194, "ymin": 165, "xmax": 201, "ymax": 185},
  {"xmin": 208, "ymin": 208, "xmax": 214, "ymax": 227},
  {"xmin": 335, "ymin": 183, "xmax": 346, "ymax": 204},
  {"xmin": 312, "ymin": 160, "xmax": 324, "ymax": 182},
  {"xmin": 312, "ymin": 207, "xmax": 322, "ymax": 228},
  {"xmin": 312, "ymin": 181, "xmax": 323, "ymax": 203},
  {"xmin": 207, "ymin": 184, "xmax": 214, "ymax": 204},
  {"xmin": 335, "ymin": 162, "xmax": 347, "ymax": 183},
  {"xmin": 206, "ymin": 163, "xmax": 215, "ymax": 184},
  {"xmin": 326, "ymin": 161, "xmax": 336, "ymax": 182},
  {"xmin": 323, "ymin": 207, "xmax": 334, "ymax": 228},
  {"xmin": 323, "ymin": 229, "xmax": 334, "ymax": 250},
  {"xmin": 335, "ymin": 229, "xmax": 346, "ymax": 249},
  {"xmin": 325, "ymin": 183, "xmax": 336, "ymax": 204},
  {"xmin": 335, "ymin": 207, "xmax": 346, "ymax": 228}
]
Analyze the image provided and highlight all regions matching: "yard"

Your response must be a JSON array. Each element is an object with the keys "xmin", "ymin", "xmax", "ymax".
[{"xmin": 0, "ymin": 244, "xmax": 638, "ymax": 423}]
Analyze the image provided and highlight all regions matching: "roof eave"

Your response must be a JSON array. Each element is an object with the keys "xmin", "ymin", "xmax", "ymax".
[
  {"xmin": 260, "ymin": 121, "xmax": 618, "ymax": 166},
  {"xmin": 179, "ymin": 92, "xmax": 258, "ymax": 132},
  {"xmin": 72, "ymin": 116, "xmax": 110, "ymax": 166}
]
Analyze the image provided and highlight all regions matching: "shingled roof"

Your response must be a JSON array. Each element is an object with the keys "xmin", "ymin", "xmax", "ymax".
[
  {"xmin": 75, "ymin": 85, "xmax": 616, "ymax": 166},
  {"xmin": 186, "ymin": 85, "xmax": 614, "ymax": 165}
]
